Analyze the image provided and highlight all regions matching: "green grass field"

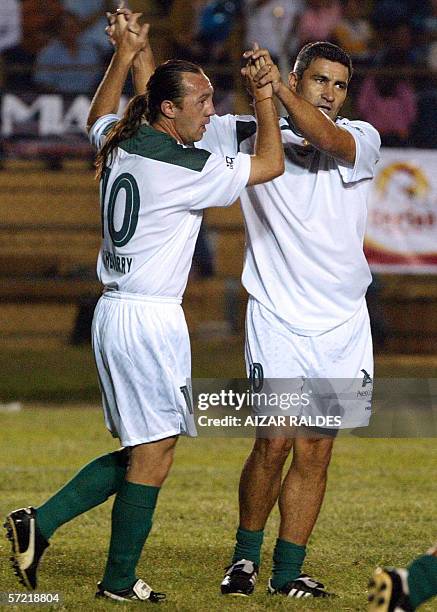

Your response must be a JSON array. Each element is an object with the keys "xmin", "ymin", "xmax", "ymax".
[
  {"xmin": 0, "ymin": 344, "xmax": 436, "ymax": 610},
  {"xmin": 1, "ymin": 342, "xmax": 437, "ymax": 404}
]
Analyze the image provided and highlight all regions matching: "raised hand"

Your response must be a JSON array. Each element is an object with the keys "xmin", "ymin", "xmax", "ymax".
[
  {"xmin": 241, "ymin": 42, "xmax": 273, "ymax": 102},
  {"xmin": 106, "ymin": 12, "xmax": 150, "ymax": 58},
  {"xmin": 106, "ymin": 8, "xmax": 129, "ymax": 47},
  {"xmin": 243, "ymin": 46, "xmax": 282, "ymax": 94}
]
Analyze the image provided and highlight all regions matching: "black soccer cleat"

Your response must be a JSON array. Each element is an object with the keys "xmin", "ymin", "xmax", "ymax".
[
  {"xmin": 297, "ymin": 573, "xmax": 325, "ymax": 589},
  {"xmin": 368, "ymin": 567, "xmax": 414, "ymax": 611},
  {"xmin": 96, "ymin": 579, "xmax": 166, "ymax": 603},
  {"xmin": 4, "ymin": 507, "xmax": 49, "ymax": 590},
  {"xmin": 267, "ymin": 573, "xmax": 335, "ymax": 598},
  {"xmin": 220, "ymin": 559, "xmax": 259, "ymax": 596}
]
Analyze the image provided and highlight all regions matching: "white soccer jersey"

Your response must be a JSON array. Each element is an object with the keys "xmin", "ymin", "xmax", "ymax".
[
  {"xmin": 198, "ymin": 114, "xmax": 381, "ymax": 334},
  {"xmin": 89, "ymin": 115, "xmax": 250, "ymax": 297}
]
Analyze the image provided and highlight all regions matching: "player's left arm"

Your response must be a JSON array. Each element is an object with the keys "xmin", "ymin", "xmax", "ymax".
[
  {"xmin": 131, "ymin": 46, "xmax": 155, "ymax": 94},
  {"xmin": 246, "ymin": 48, "xmax": 356, "ymax": 165},
  {"xmin": 87, "ymin": 12, "xmax": 149, "ymax": 132},
  {"xmin": 106, "ymin": 5, "xmax": 155, "ymax": 94},
  {"xmin": 275, "ymin": 82, "xmax": 356, "ymax": 165}
]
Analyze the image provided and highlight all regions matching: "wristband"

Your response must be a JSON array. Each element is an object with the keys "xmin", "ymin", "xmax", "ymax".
[{"xmin": 254, "ymin": 97, "xmax": 273, "ymax": 104}]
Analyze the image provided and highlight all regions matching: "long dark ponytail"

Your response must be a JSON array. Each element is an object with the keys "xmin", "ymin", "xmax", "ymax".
[
  {"xmin": 95, "ymin": 94, "xmax": 147, "ymax": 180},
  {"xmin": 95, "ymin": 59, "xmax": 204, "ymax": 181}
]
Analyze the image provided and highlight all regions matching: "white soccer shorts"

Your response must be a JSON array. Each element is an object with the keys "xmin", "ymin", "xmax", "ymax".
[
  {"xmin": 92, "ymin": 291, "xmax": 197, "ymax": 447},
  {"xmin": 245, "ymin": 297, "xmax": 373, "ymax": 429}
]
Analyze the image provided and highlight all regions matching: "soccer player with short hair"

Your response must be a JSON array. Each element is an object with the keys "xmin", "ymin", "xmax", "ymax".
[
  {"xmin": 3, "ymin": 13, "xmax": 284, "ymax": 601},
  {"xmin": 196, "ymin": 42, "xmax": 380, "ymax": 598},
  {"xmin": 112, "ymin": 18, "xmax": 381, "ymax": 597}
]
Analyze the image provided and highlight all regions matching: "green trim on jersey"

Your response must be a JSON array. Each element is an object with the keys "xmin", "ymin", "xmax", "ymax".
[
  {"xmin": 103, "ymin": 121, "xmax": 117, "ymax": 135},
  {"xmin": 119, "ymin": 125, "xmax": 211, "ymax": 172},
  {"xmin": 236, "ymin": 120, "xmax": 256, "ymax": 151}
]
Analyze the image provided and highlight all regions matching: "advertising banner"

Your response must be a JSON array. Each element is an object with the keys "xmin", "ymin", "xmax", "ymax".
[
  {"xmin": 0, "ymin": 93, "xmax": 126, "ymax": 158},
  {"xmin": 365, "ymin": 148, "xmax": 437, "ymax": 273}
]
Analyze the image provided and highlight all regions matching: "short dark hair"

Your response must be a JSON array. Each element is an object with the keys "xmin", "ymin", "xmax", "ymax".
[
  {"xmin": 293, "ymin": 42, "xmax": 353, "ymax": 81},
  {"xmin": 145, "ymin": 59, "xmax": 204, "ymax": 124}
]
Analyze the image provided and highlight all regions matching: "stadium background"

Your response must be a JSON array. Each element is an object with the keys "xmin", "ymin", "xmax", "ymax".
[{"xmin": 0, "ymin": 1, "xmax": 436, "ymax": 610}]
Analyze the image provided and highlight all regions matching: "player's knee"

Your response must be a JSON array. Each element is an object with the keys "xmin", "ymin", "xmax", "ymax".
[
  {"xmin": 128, "ymin": 454, "xmax": 173, "ymax": 485},
  {"xmin": 128, "ymin": 439, "xmax": 176, "ymax": 484},
  {"xmin": 294, "ymin": 438, "xmax": 333, "ymax": 475},
  {"xmin": 253, "ymin": 437, "xmax": 293, "ymax": 469}
]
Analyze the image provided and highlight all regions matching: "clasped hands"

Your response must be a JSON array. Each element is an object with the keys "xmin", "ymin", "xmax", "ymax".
[
  {"xmin": 242, "ymin": 44, "xmax": 282, "ymax": 102},
  {"xmin": 243, "ymin": 45, "xmax": 282, "ymax": 93},
  {"xmin": 105, "ymin": 2, "xmax": 150, "ymax": 55}
]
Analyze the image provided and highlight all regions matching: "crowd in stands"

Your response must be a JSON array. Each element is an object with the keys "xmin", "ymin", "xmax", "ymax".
[
  {"xmin": 1, "ymin": 0, "xmax": 115, "ymax": 92},
  {"xmin": 1, "ymin": 0, "xmax": 437, "ymax": 146}
]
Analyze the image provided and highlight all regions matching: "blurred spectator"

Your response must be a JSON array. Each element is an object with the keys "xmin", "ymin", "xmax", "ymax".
[
  {"xmin": 168, "ymin": 0, "xmax": 197, "ymax": 57},
  {"xmin": 169, "ymin": 0, "xmax": 239, "ymax": 65},
  {"xmin": 129, "ymin": 0, "xmax": 169, "ymax": 14},
  {"xmin": 243, "ymin": 0, "xmax": 304, "ymax": 63},
  {"xmin": 333, "ymin": 0, "xmax": 374, "ymax": 65},
  {"xmin": 169, "ymin": 0, "xmax": 240, "ymax": 105},
  {"xmin": 413, "ymin": 0, "xmax": 437, "ymax": 71},
  {"xmin": 371, "ymin": 0, "xmax": 418, "ymax": 29},
  {"xmin": 374, "ymin": 22, "xmax": 420, "ymax": 67},
  {"xmin": 33, "ymin": 11, "xmax": 103, "ymax": 94},
  {"xmin": 200, "ymin": 0, "xmax": 241, "ymax": 46},
  {"xmin": 297, "ymin": 0, "xmax": 342, "ymax": 47},
  {"xmin": 61, "ymin": 0, "xmax": 116, "ymax": 54},
  {"xmin": 410, "ymin": 0, "xmax": 437, "ymax": 149},
  {"xmin": 0, "ymin": 0, "xmax": 20, "ymax": 166},
  {"xmin": 357, "ymin": 75, "xmax": 417, "ymax": 147},
  {"xmin": 3, "ymin": 0, "xmax": 63, "ymax": 91},
  {"xmin": 154, "ymin": 0, "xmax": 173, "ymax": 13},
  {"xmin": 0, "ymin": 0, "xmax": 21, "ymax": 56},
  {"xmin": 413, "ymin": 83, "xmax": 437, "ymax": 149}
]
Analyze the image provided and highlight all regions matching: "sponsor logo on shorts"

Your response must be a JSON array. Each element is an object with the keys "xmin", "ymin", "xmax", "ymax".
[
  {"xmin": 361, "ymin": 369, "xmax": 373, "ymax": 387},
  {"xmin": 358, "ymin": 369, "xmax": 373, "ymax": 401}
]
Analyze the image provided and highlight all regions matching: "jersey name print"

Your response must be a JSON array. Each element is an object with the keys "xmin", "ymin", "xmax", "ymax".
[{"xmin": 102, "ymin": 250, "xmax": 133, "ymax": 274}]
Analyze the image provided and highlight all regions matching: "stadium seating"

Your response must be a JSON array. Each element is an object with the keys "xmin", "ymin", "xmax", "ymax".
[
  {"xmin": 1, "ymin": 160, "xmax": 437, "ymax": 352},
  {"xmin": 0, "ymin": 161, "xmax": 247, "ymax": 346}
]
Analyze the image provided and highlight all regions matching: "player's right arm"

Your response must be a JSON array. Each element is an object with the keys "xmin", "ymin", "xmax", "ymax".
[
  {"xmin": 86, "ymin": 12, "xmax": 149, "ymax": 132},
  {"xmin": 243, "ymin": 57, "xmax": 284, "ymax": 185},
  {"xmin": 246, "ymin": 47, "xmax": 356, "ymax": 165}
]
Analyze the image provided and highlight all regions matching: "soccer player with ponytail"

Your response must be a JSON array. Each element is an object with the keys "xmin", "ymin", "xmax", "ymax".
[{"xmin": 4, "ymin": 11, "xmax": 284, "ymax": 602}]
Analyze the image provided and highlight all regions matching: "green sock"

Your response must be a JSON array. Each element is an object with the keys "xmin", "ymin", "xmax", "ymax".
[
  {"xmin": 271, "ymin": 538, "xmax": 306, "ymax": 590},
  {"xmin": 101, "ymin": 481, "xmax": 160, "ymax": 592},
  {"xmin": 407, "ymin": 554, "xmax": 437, "ymax": 609},
  {"xmin": 232, "ymin": 527, "xmax": 264, "ymax": 566},
  {"xmin": 36, "ymin": 449, "xmax": 129, "ymax": 540}
]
